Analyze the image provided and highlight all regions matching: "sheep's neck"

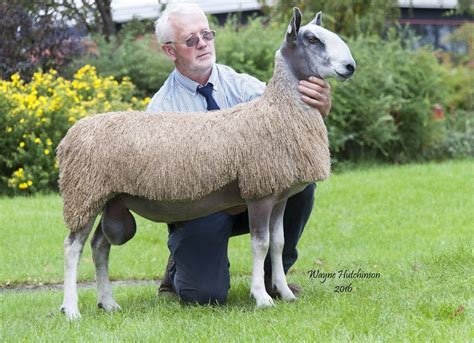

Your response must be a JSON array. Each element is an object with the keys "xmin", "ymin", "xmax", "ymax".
[{"xmin": 262, "ymin": 51, "xmax": 319, "ymax": 116}]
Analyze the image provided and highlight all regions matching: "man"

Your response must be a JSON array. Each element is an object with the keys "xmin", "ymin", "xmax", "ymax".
[{"xmin": 147, "ymin": 3, "xmax": 331, "ymax": 305}]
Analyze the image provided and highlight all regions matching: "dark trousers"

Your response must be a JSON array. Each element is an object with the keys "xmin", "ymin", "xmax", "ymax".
[{"xmin": 167, "ymin": 184, "xmax": 316, "ymax": 305}]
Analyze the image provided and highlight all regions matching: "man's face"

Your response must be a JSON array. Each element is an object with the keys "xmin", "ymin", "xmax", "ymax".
[{"xmin": 164, "ymin": 10, "xmax": 216, "ymax": 78}]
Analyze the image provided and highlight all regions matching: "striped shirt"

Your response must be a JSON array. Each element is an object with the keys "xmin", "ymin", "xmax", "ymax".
[{"xmin": 147, "ymin": 63, "xmax": 266, "ymax": 112}]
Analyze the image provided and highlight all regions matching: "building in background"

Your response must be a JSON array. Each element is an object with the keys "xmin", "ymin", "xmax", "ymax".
[{"xmin": 398, "ymin": 0, "xmax": 472, "ymax": 52}]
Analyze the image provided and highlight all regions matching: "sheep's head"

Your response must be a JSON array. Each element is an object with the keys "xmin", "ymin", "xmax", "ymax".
[{"xmin": 281, "ymin": 8, "xmax": 356, "ymax": 82}]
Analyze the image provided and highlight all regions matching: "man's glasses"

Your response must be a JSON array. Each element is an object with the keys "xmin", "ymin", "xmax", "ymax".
[{"xmin": 165, "ymin": 30, "xmax": 216, "ymax": 48}]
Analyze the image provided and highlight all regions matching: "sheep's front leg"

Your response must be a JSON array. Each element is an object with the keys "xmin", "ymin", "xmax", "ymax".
[
  {"xmin": 269, "ymin": 200, "xmax": 296, "ymax": 301},
  {"xmin": 60, "ymin": 218, "xmax": 95, "ymax": 320},
  {"xmin": 247, "ymin": 198, "xmax": 275, "ymax": 308},
  {"xmin": 91, "ymin": 221, "xmax": 121, "ymax": 312}
]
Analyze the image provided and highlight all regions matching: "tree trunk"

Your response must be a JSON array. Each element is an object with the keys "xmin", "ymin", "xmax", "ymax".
[{"xmin": 95, "ymin": 0, "xmax": 115, "ymax": 39}]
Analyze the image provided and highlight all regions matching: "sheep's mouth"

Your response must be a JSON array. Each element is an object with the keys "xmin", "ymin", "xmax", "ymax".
[{"xmin": 335, "ymin": 71, "xmax": 352, "ymax": 81}]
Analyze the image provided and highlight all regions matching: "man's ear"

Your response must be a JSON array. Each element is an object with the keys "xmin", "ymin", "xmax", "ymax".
[
  {"xmin": 310, "ymin": 11, "xmax": 323, "ymax": 26},
  {"xmin": 285, "ymin": 7, "xmax": 302, "ymax": 46},
  {"xmin": 161, "ymin": 44, "xmax": 177, "ymax": 62}
]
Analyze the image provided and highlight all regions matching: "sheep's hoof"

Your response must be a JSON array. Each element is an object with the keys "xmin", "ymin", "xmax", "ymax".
[
  {"xmin": 98, "ymin": 300, "xmax": 122, "ymax": 312},
  {"xmin": 252, "ymin": 291, "xmax": 275, "ymax": 308},
  {"xmin": 60, "ymin": 305, "xmax": 82, "ymax": 321},
  {"xmin": 279, "ymin": 289, "xmax": 297, "ymax": 301}
]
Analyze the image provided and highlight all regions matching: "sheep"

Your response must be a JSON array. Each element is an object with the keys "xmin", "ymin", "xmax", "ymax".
[{"xmin": 57, "ymin": 8, "xmax": 356, "ymax": 320}]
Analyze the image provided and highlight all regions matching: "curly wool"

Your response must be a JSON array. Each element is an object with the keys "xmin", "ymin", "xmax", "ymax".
[{"xmin": 57, "ymin": 52, "xmax": 331, "ymax": 232}]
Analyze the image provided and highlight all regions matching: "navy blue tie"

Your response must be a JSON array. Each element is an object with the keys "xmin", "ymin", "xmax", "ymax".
[{"xmin": 197, "ymin": 83, "xmax": 220, "ymax": 110}]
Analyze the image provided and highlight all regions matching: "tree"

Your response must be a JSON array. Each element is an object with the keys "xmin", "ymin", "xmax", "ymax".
[
  {"xmin": 95, "ymin": 0, "xmax": 116, "ymax": 38},
  {"xmin": 0, "ymin": 0, "xmax": 116, "ymax": 79},
  {"xmin": 0, "ymin": 0, "xmax": 83, "ymax": 80},
  {"xmin": 261, "ymin": 0, "xmax": 400, "ymax": 37}
]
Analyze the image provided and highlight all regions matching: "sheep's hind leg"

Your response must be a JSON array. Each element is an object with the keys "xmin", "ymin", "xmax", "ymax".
[
  {"xmin": 60, "ymin": 218, "xmax": 95, "ymax": 320},
  {"xmin": 269, "ymin": 200, "xmax": 296, "ymax": 301},
  {"xmin": 91, "ymin": 220, "xmax": 121, "ymax": 312},
  {"xmin": 247, "ymin": 198, "xmax": 275, "ymax": 308}
]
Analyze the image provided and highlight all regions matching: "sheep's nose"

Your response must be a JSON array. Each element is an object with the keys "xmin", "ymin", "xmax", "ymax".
[{"xmin": 345, "ymin": 63, "xmax": 355, "ymax": 75}]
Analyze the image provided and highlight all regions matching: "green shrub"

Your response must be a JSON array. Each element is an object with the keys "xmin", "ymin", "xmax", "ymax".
[
  {"xmin": 328, "ymin": 32, "xmax": 462, "ymax": 163},
  {"xmin": 67, "ymin": 34, "xmax": 174, "ymax": 97},
  {"xmin": 0, "ymin": 66, "xmax": 150, "ymax": 195},
  {"xmin": 423, "ymin": 110, "xmax": 473, "ymax": 160},
  {"xmin": 215, "ymin": 16, "xmax": 283, "ymax": 82}
]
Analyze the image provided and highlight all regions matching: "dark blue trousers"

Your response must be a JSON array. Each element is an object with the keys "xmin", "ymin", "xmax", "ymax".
[{"xmin": 167, "ymin": 184, "xmax": 316, "ymax": 305}]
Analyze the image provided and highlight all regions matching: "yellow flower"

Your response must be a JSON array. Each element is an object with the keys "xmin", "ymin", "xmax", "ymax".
[
  {"xmin": 14, "ymin": 168, "xmax": 24, "ymax": 177},
  {"xmin": 34, "ymin": 138, "xmax": 41, "ymax": 144},
  {"xmin": 44, "ymin": 149, "xmax": 50, "ymax": 155},
  {"xmin": 27, "ymin": 180, "xmax": 33, "ymax": 186},
  {"xmin": 19, "ymin": 118, "xmax": 25, "ymax": 124},
  {"xmin": 19, "ymin": 182, "xmax": 28, "ymax": 189},
  {"xmin": 46, "ymin": 138, "xmax": 53, "ymax": 146},
  {"xmin": 11, "ymin": 73, "xmax": 20, "ymax": 83},
  {"xmin": 19, "ymin": 142, "xmax": 26, "ymax": 148},
  {"xmin": 7, "ymin": 127, "xmax": 12, "ymax": 133},
  {"xmin": 93, "ymin": 79, "xmax": 102, "ymax": 89}
]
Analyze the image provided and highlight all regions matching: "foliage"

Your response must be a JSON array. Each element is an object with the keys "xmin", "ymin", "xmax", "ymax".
[
  {"xmin": 423, "ymin": 110, "xmax": 473, "ymax": 160},
  {"xmin": 0, "ymin": 0, "xmax": 118, "ymax": 80},
  {"xmin": 215, "ymin": 16, "xmax": 284, "ymax": 82},
  {"xmin": 327, "ymin": 31, "xmax": 473, "ymax": 163},
  {"xmin": 261, "ymin": 0, "xmax": 400, "ymax": 38},
  {"xmin": 0, "ymin": 66, "xmax": 150, "ymax": 195},
  {"xmin": 118, "ymin": 17, "xmax": 157, "ymax": 39},
  {"xmin": 0, "ymin": 0, "xmax": 84, "ymax": 81},
  {"xmin": 67, "ymin": 34, "xmax": 174, "ymax": 97},
  {"xmin": 442, "ymin": 23, "xmax": 474, "ymax": 65}
]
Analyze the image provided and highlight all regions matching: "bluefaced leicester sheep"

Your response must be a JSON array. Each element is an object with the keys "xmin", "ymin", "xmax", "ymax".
[{"xmin": 58, "ymin": 8, "xmax": 355, "ymax": 320}]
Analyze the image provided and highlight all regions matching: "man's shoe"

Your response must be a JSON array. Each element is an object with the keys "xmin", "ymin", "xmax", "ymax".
[
  {"xmin": 264, "ymin": 274, "xmax": 302, "ymax": 299},
  {"xmin": 159, "ymin": 255, "xmax": 176, "ymax": 297}
]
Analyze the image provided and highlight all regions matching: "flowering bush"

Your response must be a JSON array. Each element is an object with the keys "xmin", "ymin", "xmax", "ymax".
[{"xmin": 0, "ymin": 65, "xmax": 150, "ymax": 195}]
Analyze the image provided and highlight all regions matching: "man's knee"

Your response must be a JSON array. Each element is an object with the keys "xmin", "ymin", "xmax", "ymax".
[{"xmin": 178, "ymin": 286, "xmax": 228, "ymax": 305}]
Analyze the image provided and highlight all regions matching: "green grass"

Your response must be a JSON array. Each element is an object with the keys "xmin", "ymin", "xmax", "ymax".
[{"xmin": 1, "ymin": 159, "xmax": 473, "ymax": 341}]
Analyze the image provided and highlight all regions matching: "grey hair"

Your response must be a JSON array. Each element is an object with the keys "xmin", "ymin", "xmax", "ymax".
[{"xmin": 155, "ymin": 2, "xmax": 207, "ymax": 44}]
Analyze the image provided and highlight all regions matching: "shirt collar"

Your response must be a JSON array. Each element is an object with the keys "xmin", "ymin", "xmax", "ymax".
[{"xmin": 174, "ymin": 64, "xmax": 219, "ymax": 95}]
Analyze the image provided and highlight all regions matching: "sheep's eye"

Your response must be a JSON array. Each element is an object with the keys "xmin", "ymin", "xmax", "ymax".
[{"xmin": 308, "ymin": 36, "xmax": 322, "ymax": 45}]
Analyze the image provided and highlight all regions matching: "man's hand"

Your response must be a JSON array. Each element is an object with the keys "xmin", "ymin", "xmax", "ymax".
[{"xmin": 297, "ymin": 76, "xmax": 332, "ymax": 118}]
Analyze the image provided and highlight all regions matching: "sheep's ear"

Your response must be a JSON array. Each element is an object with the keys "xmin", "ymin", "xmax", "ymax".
[
  {"xmin": 285, "ymin": 7, "xmax": 302, "ymax": 45},
  {"xmin": 310, "ymin": 11, "xmax": 323, "ymax": 26}
]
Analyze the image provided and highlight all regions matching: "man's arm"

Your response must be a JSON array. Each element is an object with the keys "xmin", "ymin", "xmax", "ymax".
[{"xmin": 298, "ymin": 77, "xmax": 332, "ymax": 118}]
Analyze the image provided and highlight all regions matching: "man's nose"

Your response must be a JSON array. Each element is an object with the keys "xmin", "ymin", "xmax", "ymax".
[{"xmin": 196, "ymin": 35, "xmax": 207, "ymax": 49}]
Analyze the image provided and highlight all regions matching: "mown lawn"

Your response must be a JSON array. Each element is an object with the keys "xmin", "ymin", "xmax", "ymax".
[{"xmin": 1, "ymin": 159, "xmax": 472, "ymax": 341}]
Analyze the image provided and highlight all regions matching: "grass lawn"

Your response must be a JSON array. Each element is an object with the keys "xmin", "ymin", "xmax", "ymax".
[{"xmin": 1, "ymin": 159, "xmax": 472, "ymax": 341}]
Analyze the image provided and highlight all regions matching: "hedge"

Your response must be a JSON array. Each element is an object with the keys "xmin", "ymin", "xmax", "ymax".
[{"xmin": 0, "ymin": 66, "xmax": 150, "ymax": 195}]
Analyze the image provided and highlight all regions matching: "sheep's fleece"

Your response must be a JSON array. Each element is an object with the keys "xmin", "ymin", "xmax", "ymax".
[{"xmin": 57, "ymin": 55, "xmax": 330, "ymax": 232}]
